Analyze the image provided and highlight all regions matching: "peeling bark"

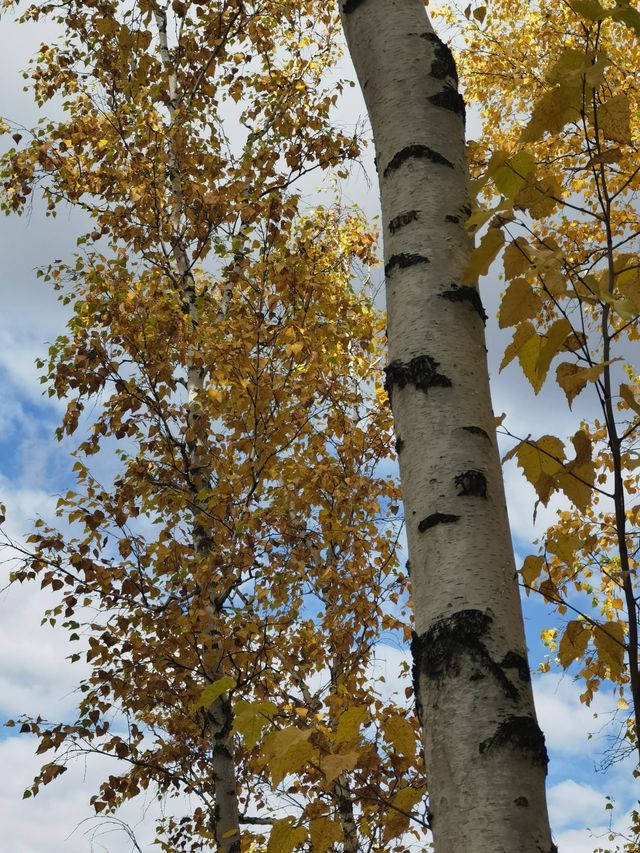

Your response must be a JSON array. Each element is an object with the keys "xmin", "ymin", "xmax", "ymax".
[{"xmin": 338, "ymin": 2, "xmax": 554, "ymax": 850}]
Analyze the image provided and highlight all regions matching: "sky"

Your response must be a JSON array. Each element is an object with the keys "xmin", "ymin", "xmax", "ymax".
[{"xmin": 0, "ymin": 6, "xmax": 638, "ymax": 853}]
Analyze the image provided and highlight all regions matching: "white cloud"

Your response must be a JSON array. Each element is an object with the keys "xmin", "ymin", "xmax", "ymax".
[
  {"xmin": 549, "ymin": 780, "xmax": 610, "ymax": 831},
  {"xmin": 533, "ymin": 673, "xmax": 618, "ymax": 758},
  {"xmin": 0, "ymin": 736, "xmax": 163, "ymax": 853}
]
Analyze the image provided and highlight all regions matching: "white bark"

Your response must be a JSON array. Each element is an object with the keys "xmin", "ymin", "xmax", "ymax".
[{"xmin": 339, "ymin": 2, "xmax": 555, "ymax": 851}]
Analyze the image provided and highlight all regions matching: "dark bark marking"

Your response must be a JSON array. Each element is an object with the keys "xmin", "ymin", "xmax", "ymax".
[
  {"xmin": 461, "ymin": 204, "xmax": 472, "ymax": 218},
  {"xmin": 479, "ymin": 715, "xmax": 549, "ymax": 768},
  {"xmin": 395, "ymin": 436, "xmax": 405, "ymax": 454},
  {"xmin": 428, "ymin": 86, "xmax": 466, "ymax": 121},
  {"xmin": 440, "ymin": 283, "xmax": 487, "ymax": 323},
  {"xmin": 384, "ymin": 354, "xmax": 451, "ymax": 401},
  {"xmin": 389, "ymin": 209, "xmax": 419, "ymax": 234},
  {"xmin": 385, "ymin": 252, "xmax": 430, "ymax": 278},
  {"xmin": 462, "ymin": 425, "xmax": 491, "ymax": 442},
  {"xmin": 383, "ymin": 144, "xmax": 454, "ymax": 177},
  {"xmin": 501, "ymin": 651, "xmax": 531, "ymax": 684},
  {"xmin": 418, "ymin": 513, "xmax": 460, "ymax": 533},
  {"xmin": 419, "ymin": 31, "xmax": 459, "ymax": 84},
  {"xmin": 445, "ymin": 214, "xmax": 460, "ymax": 224},
  {"xmin": 412, "ymin": 610, "xmax": 524, "ymax": 703},
  {"xmin": 405, "ymin": 559, "xmax": 411, "ymax": 576},
  {"xmin": 341, "ymin": 0, "xmax": 367, "ymax": 12},
  {"xmin": 454, "ymin": 469, "xmax": 487, "ymax": 498},
  {"xmin": 514, "ymin": 796, "xmax": 529, "ymax": 807}
]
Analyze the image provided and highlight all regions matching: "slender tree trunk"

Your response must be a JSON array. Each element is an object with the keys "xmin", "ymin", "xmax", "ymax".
[
  {"xmin": 154, "ymin": 9, "xmax": 241, "ymax": 851},
  {"xmin": 339, "ymin": 3, "xmax": 555, "ymax": 851}
]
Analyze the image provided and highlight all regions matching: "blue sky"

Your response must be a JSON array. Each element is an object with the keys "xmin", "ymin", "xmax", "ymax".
[{"xmin": 0, "ymin": 9, "xmax": 638, "ymax": 853}]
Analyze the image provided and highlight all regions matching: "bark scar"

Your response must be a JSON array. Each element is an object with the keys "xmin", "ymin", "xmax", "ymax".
[
  {"xmin": 418, "ymin": 513, "xmax": 460, "ymax": 533},
  {"xmin": 479, "ymin": 715, "xmax": 549, "ymax": 768},
  {"xmin": 384, "ymin": 355, "xmax": 451, "ymax": 401},
  {"xmin": 440, "ymin": 283, "xmax": 487, "ymax": 324},
  {"xmin": 383, "ymin": 144, "xmax": 454, "ymax": 177},
  {"xmin": 428, "ymin": 86, "xmax": 466, "ymax": 121},
  {"xmin": 412, "ymin": 610, "xmax": 524, "ymax": 705},
  {"xmin": 385, "ymin": 252, "xmax": 430, "ymax": 277},
  {"xmin": 389, "ymin": 209, "xmax": 419, "ymax": 234}
]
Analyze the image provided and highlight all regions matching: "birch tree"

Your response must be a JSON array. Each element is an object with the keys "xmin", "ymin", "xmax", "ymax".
[
  {"xmin": 338, "ymin": 2, "xmax": 555, "ymax": 851},
  {"xmin": 1, "ymin": 1, "xmax": 429, "ymax": 850}
]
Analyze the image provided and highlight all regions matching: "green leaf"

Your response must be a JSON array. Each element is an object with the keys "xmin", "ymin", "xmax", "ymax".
[
  {"xmin": 191, "ymin": 675, "xmax": 236, "ymax": 711},
  {"xmin": 570, "ymin": 0, "xmax": 608, "ymax": 19},
  {"xmin": 232, "ymin": 700, "xmax": 278, "ymax": 749},
  {"xmin": 491, "ymin": 150, "xmax": 536, "ymax": 198}
]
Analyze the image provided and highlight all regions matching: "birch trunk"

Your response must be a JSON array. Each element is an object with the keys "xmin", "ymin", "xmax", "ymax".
[
  {"xmin": 154, "ymin": 9, "xmax": 241, "ymax": 851},
  {"xmin": 338, "ymin": 3, "xmax": 556, "ymax": 851}
]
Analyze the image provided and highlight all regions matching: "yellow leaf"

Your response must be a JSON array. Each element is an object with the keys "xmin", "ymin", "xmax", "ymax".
[
  {"xmin": 191, "ymin": 676, "xmax": 236, "ymax": 711},
  {"xmin": 383, "ymin": 786, "xmax": 425, "ymax": 842},
  {"xmin": 511, "ymin": 435, "xmax": 566, "ymax": 505},
  {"xmin": 310, "ymin": 817, "xmax": 343, "ymax": 853},
  {"xmin": 514, "ymin": 175, "xmax": 563, "ymax": 219},
  {"xmin": 521, "ymin": 86, "xmax": 581, "ymax": 143},
  {"xmin": 261, "ymin": 727, "xmax": 315, "ymax": 786},
  {"xmin": 556, "ymin": 361, "xmax": 607, "ymax": 407},
  {"xmin": 501, "ymin": 321, "xmax": 536, "ymax": 371},
  {"xmin": 559, "ymin": 429, "xmax": 595, "ymax": 512},
  {"xmin": 319, "ymin": 750, "xmax": 359, "ymax": 784},
  {"xmin": 382, "ymin": 714, "xmax": 417, "ymax": 758},
  {"xmin": 558, "ymin": 621, "xmax": 590, "ymax": 668},
  {"xmin": 570, "ymin": 0, "xmax": 608, "ymax": 19},
  {"xmin": 593, "ymin": 622, "xmax": 626, "ymax": 680},
  {"xmin": 491, "ymin": 150, "xmax": 536, "ymax": 199},
  {"xmin": 463, "ymin": 227, "xmax": 505, "ymax": 283},
  {"xmin": 598, "ymin": 94, "xmax": 632, "ymax": 145},
  {"xmin": 498, "ymin": 278, "xmax": 542, "ymax": 328},
  {"xmin": 518, "ymin": 319, "xmax": 572, "ymax": 393},
  {"xmin": 620, "ymin": 384, "xmax": 640, "ymax": 416},
  {"xmin": 334, "ymin": 705, "xmax": 368, "ymax": 745},
  {"xmin": 521, "ymin": 554, "xmax": 545, "ymax": 589},
  {"xmin": 503, "ymin": 237, "xmax": 532, "ymax": 278},
  {"xmin": 232, "ymin": 700, "xmax": 277, "ymax": 749},
  {"xmin": 267, "ymin": 818, "xmax": 307, "ymax": 853}
]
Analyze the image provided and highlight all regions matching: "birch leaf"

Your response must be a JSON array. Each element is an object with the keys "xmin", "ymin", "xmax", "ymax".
[
  {"xmin": 598, "ymin": 94, "xmax": 632, "ymax": 144},
  {"xmin": 620, "ymin": 383, "xmax": 640, "ymax": 416},
  {"xmin": 593, "ymin": 622, "xmax": 626, "ymax": 679},
  {"xmin": 521, "ymin": 555, "xmax": 545, "ymax": 589},
  {"xmin": 463, "ymin": 227, "xmax": 505, "ymax": 282},
  {"xmin": 503, "ymin": 237, "xmax": 533, "ymax": 278},
  {"xmin": 232, "ymin": 700, "xmax": 278, "ymax": 749},
  {"xmin": 511, "ymin": 435, "xmax": 566, "ymax": 504},
  {"xmin": 499, "ymin": 278, "xmax": 542, "ymax": 328},
  {"xmin": 319, "ymin": 750, "xmax": 359, "ymax": 784},
  {"xmin": 191, "ymin": 676, "xmax": 236, "ymax": 711},
  {"xmin": 334, "ymin": 705, "xmax": 368, "ymax": 745},
  {"xmin": 518, "ymin": 319, "xmax": 572, "ymax": 393},
  {"xmin": 558, "ymin": 621, "xmax": 590, "ymax": 668},
  {"xmin": 382, "ymin": 714, "xmax": 417, "ymax": 758},
  {"xmin": 310, "ymin": 818, "xmax": 343, "ymax": 853},
  {"xmin": 556, "ymin": 361, "xmax": 607, "ymax": 407},
  {"xmin": 267, "ymin": 818, "xmax": 307, "ymax": 853},
  {"xmin": 261, "ymin": 728, "xmax": 315, "ymax": 786},
  {"xmin": 383, "ymin": 786, "xmax": 426, "ymax": 841}
]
